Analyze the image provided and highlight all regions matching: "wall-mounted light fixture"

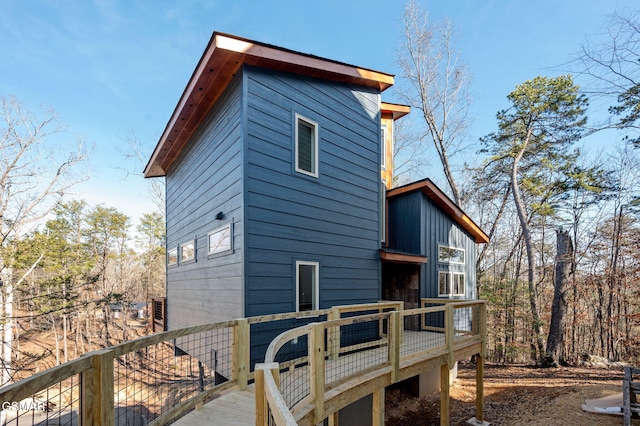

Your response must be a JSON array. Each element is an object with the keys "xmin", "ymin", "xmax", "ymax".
[{"xmin": 215, "ymin": 211, "xmax": 224, "ymax": 220}]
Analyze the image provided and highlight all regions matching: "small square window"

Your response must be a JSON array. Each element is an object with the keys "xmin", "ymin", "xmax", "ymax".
[
  {"xmin": 295, "ymin": 114, "xmax": 318, "ymax": 177},
  {"xmin": 167, "ymin": 247, "xmax": 178, "ymax": 266},
  {"xmin": 180, "ymin": 240, "xmax": 195, "ymax": 263},
  {"xmin": 208, "ymin": 222, "xmax": 232, "ymax": 256}
]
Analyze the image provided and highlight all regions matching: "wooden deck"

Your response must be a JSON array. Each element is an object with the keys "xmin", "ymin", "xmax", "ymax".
[
  {"xmin": 172, "ymin": 386, "xmax": 256, "ymax": 426},
  {"xmin": 172, "ymin": 330, "xmax": 457, "ymax": 425},
  {"xmin": 0, "ymin": 300, "xmax": 485, "ymax": 426}
]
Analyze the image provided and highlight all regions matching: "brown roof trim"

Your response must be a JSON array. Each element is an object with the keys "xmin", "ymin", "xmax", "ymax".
[
  {"xmin": 379, "ymin": 250, "xmax": 428, "ymax": 264},
  {"xmin": 381, "ymin": 102, "xmax": 410, "ymax": 120},
  {"xmin": 144, "ymin": 32, "xmax": 395, "ymax": 177},
  {"xmin": 387, "ymin": 179, "xmax": 490, "ymax": 244}
]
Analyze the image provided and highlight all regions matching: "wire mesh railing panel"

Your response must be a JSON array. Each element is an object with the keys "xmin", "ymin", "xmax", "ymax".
[
  {"xmin": 273, "ymin": 334, "xmax": 310, "ymax": 409},
  {"xmin": 324, "ymin": 315, "xmax": 389, "ymax": 387},
  {"xmin": 453, "ymin": 304, "xmax": 480, "ymax": 341},
  {"xmin": 400, "ymin": 311, "xmax": 446, "ymax": 358},
  {"xmin": 112, "ymin": 325, "xmax": 233, "ymax": 426},
  {"xmin": 250, "ymin": 315, "xmax": 326, "ymax": 373},
  {"xmin": 1, "ymin": 376, "xmax": 80, "ymax": 426},
  {"xmin": 255, "ymin": 314, "xmax": 328, "ymax": 410}
]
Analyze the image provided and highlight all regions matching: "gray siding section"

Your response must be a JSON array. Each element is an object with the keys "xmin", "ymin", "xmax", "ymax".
[
  {"xmin": 165, "ymin": 75, "xmax": 244, "ymax": 329},
  {"xmin": 243, "ymin": 66, "xmax": 381, "ymax": 316}
]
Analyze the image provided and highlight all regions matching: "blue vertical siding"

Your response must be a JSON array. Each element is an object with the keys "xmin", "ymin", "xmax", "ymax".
[
  {"xmin": 387, "ymin": 191, "xmax": 422, "ymax": 254},
  {"xmin": 387, "ymin": 190, "xmax": 478, "ymax": 301},
  {"xmin": 165, "ymin": 75, "xmax": 245, "ymax": 329},
  {"xmin": 243, "ymin": 66, "xmax": 382, "ymax": 317},
  {"xmin": 421, "ymin": 195, "xmax": 478, "ymax": 300}
]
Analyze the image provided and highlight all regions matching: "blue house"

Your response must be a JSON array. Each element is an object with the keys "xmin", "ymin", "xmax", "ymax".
[{"xmin": 144, "ymin": 32, "xmax": 488, "ymax": 334}]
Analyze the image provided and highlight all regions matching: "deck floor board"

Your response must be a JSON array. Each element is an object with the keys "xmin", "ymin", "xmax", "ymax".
[{"xmin": 172, "ymin": 330, "xmax": 466, "ymax": 425}]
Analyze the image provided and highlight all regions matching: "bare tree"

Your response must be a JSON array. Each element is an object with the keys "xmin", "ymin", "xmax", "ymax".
[
  {"xmin": 0, "ymin": 95, "xmax": 88, "ymax": 387},
  {"xmin": 396, "ymin": 0, "xmax": 472, "ymax": 206},
  {"xmin": 119, "ymin": 131, "xmax": 165, "ymax": 214},
  {"xmin": 574, "ymin": 10, "xmax": 640, "ymax": 141}
]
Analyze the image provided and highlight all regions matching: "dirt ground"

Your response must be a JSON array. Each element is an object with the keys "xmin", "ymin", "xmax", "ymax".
[{"xmin": 385, "ymin": 362, "xmax": 638, "ymax": 426}]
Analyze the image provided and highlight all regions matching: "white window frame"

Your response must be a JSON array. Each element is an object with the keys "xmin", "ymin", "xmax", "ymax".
[
  {"xmin": 167, "ymin": 247, "xmax": 178, "ymax": 266},
  {"xmin": 294, "ymin": 113, "xmax": 319, "ymax": 178},
  {"xmin": 208, "ymin": 222, "xmax": 233, "ymax": 256},
  {"xmin": 438, "ymin": 244, "xmax": 465, "ymax": 265},
  {"xmin": 438, "ymin": 271, "xmax": 466, "ymax": 297},
  {"xmin": 295, "ymin": 261, "xmax": 319, "ymax": 312},
  {"xmin": 180, "ymin": 240, "xmax": 196, "ymax": 263}
]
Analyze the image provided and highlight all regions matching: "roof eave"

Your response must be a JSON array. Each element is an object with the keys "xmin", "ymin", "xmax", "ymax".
[
  {"xmin": 387, "ymin": 179, "xmax": 490, "ymax": 244},
  {"xmin": 144, "ymin": 32, "xmax": 395, "ymax": 178}
]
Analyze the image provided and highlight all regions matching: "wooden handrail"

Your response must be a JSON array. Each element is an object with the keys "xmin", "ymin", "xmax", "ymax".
[
  {"xmin": 0, "ymin": 300, "xmax": 486, "ymax": 426},
  {"xmin": 262, "ymin": 300, "xmax": 487, "ymax": 425}
]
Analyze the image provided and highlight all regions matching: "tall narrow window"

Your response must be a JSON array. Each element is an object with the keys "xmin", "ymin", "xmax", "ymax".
[
  {"xmin": 438, "ymin": 271, "xmax": 451, "ymax": 296},
  {"xmin": 381, "ymin": 124, "xmax": 387, "ymax": 170},
  {"xmin": 380, "ymin": 180, "xmax": 386, "ymax": 243},
  {"xmin": 167, "ymin": 248, "xmax": 178, "ymax": 266},
  {"xmin": 296, "ymin": 261, "xmax": 318, "ymax": 312},
  {"xmin": 295, "ymin": 114, "xmax": 318, "ymax": 177}
]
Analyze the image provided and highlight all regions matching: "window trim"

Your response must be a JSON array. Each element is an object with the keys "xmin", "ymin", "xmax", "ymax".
[
  {"xmin": 438, "ymin": 271, "xmax": 466, "ymax": 297},
  {"xmin": 295, "ymin": 260, "xmax": 319, "ymax": 312},
  {"xmin": 180, "ymin": 239, "xmax": 196, "ymax": 264},
  {"xmin": 167, "ymin": 247, "xmax": 178, "ymax": 267},
  {"xmin": 207, "ymin": 221, "xmax": 233, "ymax": 257},
  {"xmin": 294, "ymin": 113, "xmax": 319, "ymax": 178},
  {"xmin": 437, "ymin": 244, "xmax": 465, "ymax": 265}
]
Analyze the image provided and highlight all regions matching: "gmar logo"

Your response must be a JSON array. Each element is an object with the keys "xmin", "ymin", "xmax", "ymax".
[{"xmin": 2, "ymin": 400, "xmax": 47, "ymax": 411}]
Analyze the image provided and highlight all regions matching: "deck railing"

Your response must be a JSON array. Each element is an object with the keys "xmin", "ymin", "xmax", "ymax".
[
  {"xmin": 257, "ymin": 299, "xmax": 487, "ymax": 425},
  {"xmin": 0, "ymin": 301, "xmax": 403, "ymax": 426}
]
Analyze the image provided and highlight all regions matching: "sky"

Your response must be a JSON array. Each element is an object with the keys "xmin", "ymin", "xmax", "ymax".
[{"xmin": 1, "ymin": 0, "xmax": 637, "ymax": 226}]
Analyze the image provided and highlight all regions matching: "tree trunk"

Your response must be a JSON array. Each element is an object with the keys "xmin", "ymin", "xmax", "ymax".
[
  {"xmin": 1, "ymin": 278, "xmax": 13, "ymax": 387},
  {"xmin": 542, "ymin": 229, "xmax": 573, "ymax": 367},
  {"xmin": 510, "ymin": 154, "xmax": 545, "ymax": 361}
]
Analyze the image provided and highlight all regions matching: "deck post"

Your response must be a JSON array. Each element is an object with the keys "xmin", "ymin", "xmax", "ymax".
[
  {"xmin": 389, "ymin": 311, "xmax": 401, "ymax": 383},
  {"xmin": 328, "ymin": 307, "xmax": 341, "ymax": 360},
  {"xmin": 372, "ymin": 388, "xmax": 385, "ymax": 426},
  {"xmin": 255, "ymin": 365, "xmax": 266, "ymax": 426},
  {"xmin": 475, "ymin": 354, "xmax": 485, "ymax": 423},
  {"xmin": 440, "ymin": 363, "xmax": 450, "ymax": 426},
  {"xmin": 81, "ymin": 349, "xmax": 114, "ymax": 426},
  {"xmin": 328, "ymin": 412, "xmax": 339, "ymax": 426},
  {"xmin": 255, "ymin": 362, "xmax": 282, "ymax": 426},
  {"xmin": 234, "ymin": 318, "xmax": 250, "ymax": 390},
  {"xmin": 445, "ymin": 304, "xmax": 455, "ymax": 367},
  {"xmin": 310, "ymin": 323, "xmax": 326, "ymax": 424},
  {"xmin": 480, "ymin": 302, "xmax": 487, "ymax": 358}
]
